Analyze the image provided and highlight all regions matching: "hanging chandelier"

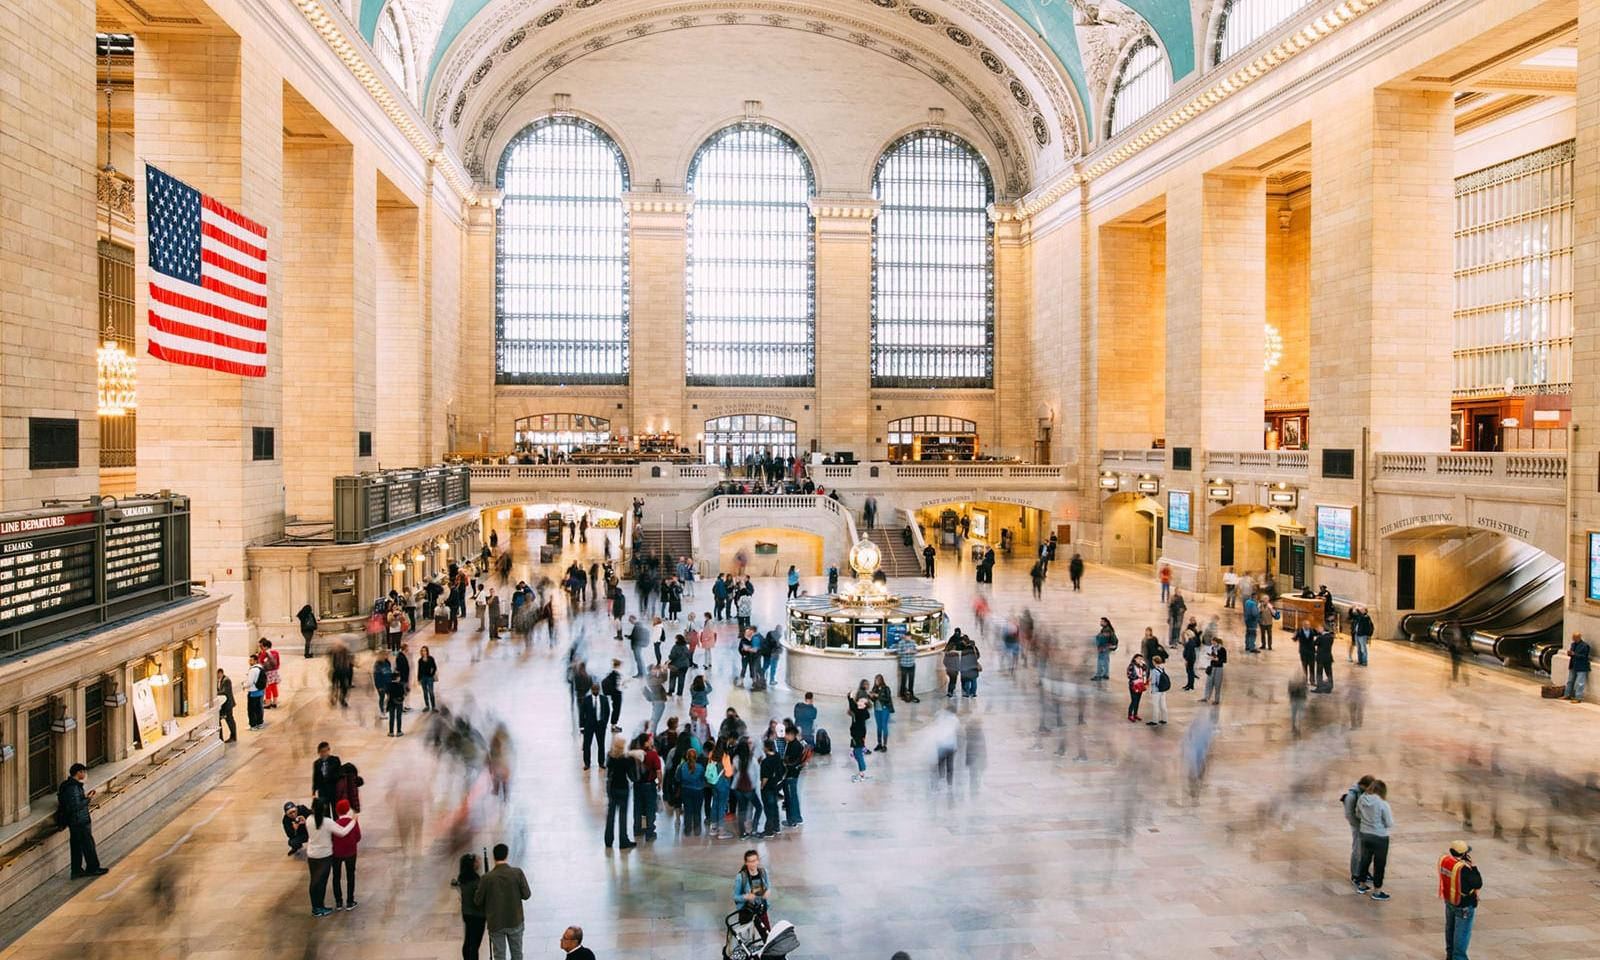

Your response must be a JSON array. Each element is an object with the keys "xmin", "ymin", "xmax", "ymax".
[{"xmin": 98, "ymin": 326, "xmax": 137, "ymax": 417}]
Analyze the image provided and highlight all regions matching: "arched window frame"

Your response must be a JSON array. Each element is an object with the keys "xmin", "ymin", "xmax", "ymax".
[
  {"xmin": 703, "ymin": 414, "xmax": 799, "ymax": 466},
  {"xmin": 1105, "ymin": 35, "xmax": 1172, "ymax": 139},
  {"xmin": 375, "ymin": 2, "xmax": 410, "ymax": 97},
  {"xmin": 513, "ymin": 413, "xmax": 614, "ymax": 453},
  {"xmin": 495, "ymin": 115, "xmax": 632, "ymax": 385},
  {"xmin": 685, "ymin": 122, "xmax": 817, "ymax": 388},
  {"xmin": 870, "ymin": 130, "xmax": 995, "ymax": 389},
  {"xmin": 1210, "ymin": 0, "xmax": 1317, "ymax": 65}
]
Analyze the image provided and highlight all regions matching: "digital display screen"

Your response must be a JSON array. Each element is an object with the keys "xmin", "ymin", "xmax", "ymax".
[
  {"xmin": 855, "ymin": 625, "xmax": 883, "ymax": 648},
  {"xmin": 1167, "ymin": 490, "xmax": 1192, "ymax": 535},
  {"xmin": 886, "ymin": 621, "xmax": 907, "ymax": 647},
  {"xmin": 1315, "ymin": 505, "xmax": 1355, "ymax": 561},
  {"xmin": 1588, "ymin": 532, "xmax": 1600, "ymax": 602}
]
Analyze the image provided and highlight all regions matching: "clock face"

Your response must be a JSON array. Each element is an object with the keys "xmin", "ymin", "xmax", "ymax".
[{"xmin": 850, "ymin": 539, "xmax": 881, "ymax": 576}]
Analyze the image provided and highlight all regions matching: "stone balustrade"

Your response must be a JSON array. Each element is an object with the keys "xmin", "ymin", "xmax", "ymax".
[
  {"xmin": 1376, "ymin": 451, "xmax": 1567, "ymax": 486},
  {"xmin": 1204, "ymin": 449, "xmax": 1310, "ymax": 474},
  {"xmin": 467, "ymin": 461, "xmax": 1074, "ymax": 491}
]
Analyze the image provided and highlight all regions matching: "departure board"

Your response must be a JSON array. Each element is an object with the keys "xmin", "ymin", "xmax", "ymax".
[
  {"xmin": 387, "ymin": 483, "xmax": 417, "ymax": 522},
  {"xmin": 0, "ymin": 526, "xmax": 98, "ymax": 628},
  {"xmin": 419, "ymin": 476, "xmax": 444, "ymax": 515},
  {"xmin": 105, "ymin": 515, "xmax": 166, "ymax": 598}
]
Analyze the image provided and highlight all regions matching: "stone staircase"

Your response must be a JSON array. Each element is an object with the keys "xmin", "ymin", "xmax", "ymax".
[
  {"xmin": 866, "ymin": 527, "xmax": 924, "ymax": 578},
  {"xmin": 642, "ymin": 527, "xmax": 692, "ymax": 561}
]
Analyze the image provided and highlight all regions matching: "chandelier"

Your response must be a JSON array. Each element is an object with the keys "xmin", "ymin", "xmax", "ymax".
[
  {"xmin": 98, "ymin": 327, "xmax": 137, "ymax": 417},
  {"xmin": 1263, "ymin": 322, "xmax": 1283, "ymax": 373}
]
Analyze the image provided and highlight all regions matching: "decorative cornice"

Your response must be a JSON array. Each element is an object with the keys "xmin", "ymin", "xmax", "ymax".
[
  {"xmin": 622, "ymin": 191, "xmax": 694, "ymax": 214},
  {"xmin": 292, "ymin": 0, "xmax": 481, "ymax": 204},
  {"xmin": 1014, "ymin": 0, "xmax": 1386, "ymax": 219},
  {"xmin": 809, "ymin": 197, "xmax": 881, "ymax": 219}
]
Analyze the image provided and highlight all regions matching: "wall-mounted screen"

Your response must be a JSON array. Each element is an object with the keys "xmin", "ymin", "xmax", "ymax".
[
  {"xmin": 1315, "ymin": 504, "xmax": 1355, "ymax": 561},
  {"xmin": 1167, "ymin": 490, "xmax": 1192, "ymax": 535}
]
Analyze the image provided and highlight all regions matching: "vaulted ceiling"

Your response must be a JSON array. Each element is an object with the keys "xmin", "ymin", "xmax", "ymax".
[{"xmin": 356, "ymin": 0, "xmax": 1214, "ymax": 192}]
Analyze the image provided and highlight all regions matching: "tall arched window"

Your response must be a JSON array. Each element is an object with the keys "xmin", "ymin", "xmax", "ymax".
[
  {"xmin": 1213, "ymin": 0, "xmax": 1315, "ymax": 64},
  {"xmin": 686, "ymin": 124, "xmax": 815, "ymax": 387},
  {"xmin": 1106, "ymin": 37, "xmax": 1172, "ymax": 138},
  {"xmin": 496, "ymin": 117, "xmax": 630, "ymax": 384},
  {"xmin": 871, "ymin": 131, "xmax": 994, "ymax": 388},
  {"xmin": 375, "ymin": 3, "xmax": 407, "ymax": 92}
]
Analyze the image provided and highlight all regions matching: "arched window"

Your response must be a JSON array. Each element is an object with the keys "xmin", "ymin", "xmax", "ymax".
[
  {"xmin": 513, "ymin": 413, "xmax": 613, "ymax": 453},
  {"xmin": 496, "ymin": 117, "xmax": 630, "ymax": 384},
  {"xmin": 1106, "ymin": 37, "xmax": 1172, "ymax": 138},
  {"xmin": 704, "ymin": 415, "xmax": 799, "ymax": 466},
  {"xmin": 1213, "ymin": 0, "xmax": 1315, "ymax": 64},
  {"xmin": 886, "ymin": 415, "xmax": 979, "ymax": 461},
  {"xmin": 686, "ymin": 124, "xmax": 815, "ymax": 387},
  {"xmin": 872, "ymin": 132, "xmax": 994, "ymax": 388},
  {"xmin": 375, "ymin": 3, "xmax": 407, "ymax": 92}
]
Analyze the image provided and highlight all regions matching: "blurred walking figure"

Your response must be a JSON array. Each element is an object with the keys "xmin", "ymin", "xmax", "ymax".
[
  {"xmin": 1068, "ymin": 552, "xmax": 1084, "ymax": 591},
  {"xmin": 1438, "ymin": 840, "xmax": 1483, "ymax": 960},
  {"xmin": 1200, "ymin": 637, "xmax": 1227, "ymax": 705},
  {"xmin": 932, "ymin": 707, "xmax": 959, "ymax": 787},
  {"xmin": 329, "ymin": 641, "xmax": 354, "ymax": 707}
]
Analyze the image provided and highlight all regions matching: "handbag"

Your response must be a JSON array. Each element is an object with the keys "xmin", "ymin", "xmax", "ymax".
[{"xmin": 1132, "ymin": 678, "xmax": 1148, "ymax": 693}]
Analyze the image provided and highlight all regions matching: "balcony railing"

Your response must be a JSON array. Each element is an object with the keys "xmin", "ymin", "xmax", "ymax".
[
  {"xmin": 1376, "ymin": 451, "xmax": 1567, "ymax": 485},
  {"xmin": 1100, "ymin": 449, "xmax": 1167, "ymax": 467},
  {"xmin": 1204, "ymin": 449, "xmax": 1309, "ymax": 473}
]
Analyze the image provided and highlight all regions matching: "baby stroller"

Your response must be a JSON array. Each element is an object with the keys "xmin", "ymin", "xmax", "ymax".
[{"xmin": 722, "ymin": 911, "xmax": 799, "ymax": 960}]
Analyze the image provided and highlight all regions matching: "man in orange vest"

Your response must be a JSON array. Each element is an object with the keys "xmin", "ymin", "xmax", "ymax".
[{"xmin": 1438, "ymin": 840, "xmax": 1482, "ymax": 960}]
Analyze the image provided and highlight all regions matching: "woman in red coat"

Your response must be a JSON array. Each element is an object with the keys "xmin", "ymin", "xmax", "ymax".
[{"xmin": 331, "ymin": 798, "xmax": 361, "ymax": 910}]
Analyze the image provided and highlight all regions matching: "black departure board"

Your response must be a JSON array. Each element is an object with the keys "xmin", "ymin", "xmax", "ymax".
[
  {"xmin": 387, "ymin": 483, "xmax": 417, "ymax": 522},
  {"xmin": 419, "ymin": 476, "xmax": 444, "ymax": 515},
  {"xmin": 0, "ymin": 497, "xmax": 191, "ymax": 660},
  {"xmin": 366, "ymin": 483, "xmax": 387, "ymax": 527},
  {"xmin": 0, "ymin": 526, "xmax": 98, "ymax": 628},
  {"xmin": 105, "ymin": 517, "xmax": 166, "ymax": 598},
  {"xmin": 334, "ymin": 467, "xmax": 470, "ymax": 543}
]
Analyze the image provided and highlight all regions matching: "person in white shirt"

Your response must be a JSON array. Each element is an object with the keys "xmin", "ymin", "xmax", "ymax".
[
  {"xmin": 1222, "ymin": 569, "xmax": 1239, "ymax": 608},
  {"xmin": 303, "ymin": 797, "xmax": 358, "ymax": 916}
]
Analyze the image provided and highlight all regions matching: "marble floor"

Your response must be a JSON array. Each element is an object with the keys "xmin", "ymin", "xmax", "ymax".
[{"xmin": 6, "ymin": 534, "xmax": 1600, "ymax": 960}]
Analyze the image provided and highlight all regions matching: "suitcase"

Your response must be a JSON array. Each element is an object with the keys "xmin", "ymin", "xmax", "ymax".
[
  {"xmin": 1541, "ymin": 684, "xmax": 1565, "ymax": 699},
  {"xmin": 434, "ymin": 614, "xmax": 455, "ymax": 635}
]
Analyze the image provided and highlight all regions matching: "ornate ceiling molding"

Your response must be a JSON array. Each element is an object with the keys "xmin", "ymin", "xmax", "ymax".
[
  {"xmin": 455, "ymin": 3, "xmax": 1036, "ymax": 193},
  {"xmin": 427, "ymin": 0, "xmax": 1084, "ymax": 172}
]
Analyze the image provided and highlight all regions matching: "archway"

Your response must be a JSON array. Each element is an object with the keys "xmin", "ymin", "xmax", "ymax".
[{"xmin": 1100, "ymin": 491, "xmax": 1163, "ymax": 567}]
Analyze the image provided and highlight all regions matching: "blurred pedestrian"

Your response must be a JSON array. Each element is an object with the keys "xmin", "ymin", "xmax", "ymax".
[{"xmin": 1200, "ymin": 637, "xmax": 1227, "ymax": 704}]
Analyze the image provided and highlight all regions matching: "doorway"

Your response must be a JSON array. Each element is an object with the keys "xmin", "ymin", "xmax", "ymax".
[{"xmin": 1396, "ymin": 554, "xmax": 1416, "ymax": 610}]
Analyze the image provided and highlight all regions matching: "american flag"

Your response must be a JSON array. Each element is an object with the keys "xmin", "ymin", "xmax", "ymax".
[{"xmin": 146, "ymin": 166, "xmax": 269, "ymax": 377}]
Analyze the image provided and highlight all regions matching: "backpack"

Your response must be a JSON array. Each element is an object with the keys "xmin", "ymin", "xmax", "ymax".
[
  {"xmin": 798, "ymin": 742, "xmax": 814, "ymax": 768},
  {"xmin": 813, "ymin": 728, "xmax": 832, "ymax": 755},
  {"xmin": 705, "ymin": 761, "xmax": 723, "ymax": 786},
  {"xmin": 253, "ymin": 666, "xmax": 268, "ymax": 691},
  {"xmin": 1155, "ymin": 667, "xmax": 1171, "ymax": 693}
]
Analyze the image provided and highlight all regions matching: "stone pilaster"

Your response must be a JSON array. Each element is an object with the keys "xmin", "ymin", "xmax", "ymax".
[
  {"xmin": 0, "ymin": 0, "xmax": 99, "ymax": 507},
  {"xmin": 462, "ymin": 198, "xmax": 499, "ymax": 449},
  {"xmin": 282, "ymin": 136, "xmax": 359, "ymax": 519},
  {"xmin": 625, "ymin": 191, "xmax": 692, "ymax": 439},
  {"xmin": 1308, "ymin": 87, "xmax": 1454, "ymax": 602},
  {"xmin": 991, "ymin": 204, "xmax": 1032, "ymax": 460},
  {"xmin": 134, "ymin": 29, "xmax": 285, "ymax": 649},
  {"xmin": 1566, "ymin": 0, "xmax": 1600, "ymax": 651},
  {"xmin": 811, "ymin": 197, "xmax": 877, "ymax": 457},
  {"xmin": 375, "ymin": 179, "xmax": 423, "ymax": 468}
]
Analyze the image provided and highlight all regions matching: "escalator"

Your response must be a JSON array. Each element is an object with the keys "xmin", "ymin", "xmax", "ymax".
[
  {"xmin": 1398, "ymin": 552, "xmax": 1560, "ymax": 642},
  {"xmin": 1399, "ymin": 551, "xmax": 1564, "ymax": 671}
]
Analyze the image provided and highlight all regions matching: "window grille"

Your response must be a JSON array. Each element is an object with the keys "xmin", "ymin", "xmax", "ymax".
[
  {"xmin": 1106, "ymin": 37, "xmax": 1171, "ymax": 138},
  {"xmin": 496, "ymin": 117, "xmax": 631, "ymax": 384},
  {"xmin": 1452, "ymin": 140, "xmax": 1574, "ymax": 396},
  {"xmin": 871, "ymin": 132, "xmax": 994, "ymax": 388},
  {"xmin": 686, "ymin": 124, "xmax": 815, "ymax": 387},
  {"xmin": 513, "ymin": 413, "xmax": 613, "ymax": 453},
  {"xmin": 1213, "ymin": 0, "xmax": 1315, "ymax": 64},
  {"xmin": 98, "ymin": 240, "xmax": 136, "ymax": 469},
  {"xmin": 704, "ymin": 415, "xmax": 799, "ymax": 466}
]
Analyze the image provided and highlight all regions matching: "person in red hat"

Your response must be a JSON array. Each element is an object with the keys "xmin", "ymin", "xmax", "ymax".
[{"xmin": 331, "ymin": 798, "xmax": 362, "ymax": 911}]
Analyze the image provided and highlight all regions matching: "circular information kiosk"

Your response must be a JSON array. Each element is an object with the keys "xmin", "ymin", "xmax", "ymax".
[{"xmin": 782, "ymin": 539, "xmax": 950, "ymax": 696}]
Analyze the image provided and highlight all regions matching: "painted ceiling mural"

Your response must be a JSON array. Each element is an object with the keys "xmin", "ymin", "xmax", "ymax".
[{"xmin": 353, "ymin": 0, "xmax": 1236, "ymax": 190}]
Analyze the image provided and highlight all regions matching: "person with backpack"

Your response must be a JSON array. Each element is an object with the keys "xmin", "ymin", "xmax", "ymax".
[
  {"xmin": 1242, "ymin": 594, "xmax": 1260, "ymax": 653},
  {"xmin": 246, "ymin": 653, "xmax": 268, "ymax": 730},
  {"xmin": 1342, "ymin": 775, "xmax": 1376, "ymax": 887},
  {"xmin": 1145, "ymin": 655, "xmax": 1170, "ymax": 725},
  {"xmin": 732, "ymin": 849, "xmax": 773, "ymax": 940},
  {"xmin": 297, "ymin": 603, "xmax": 318, "ymax": 658},
  {"xmin": 848, "ymin": 695, "xmax": 872, "ymax": 782},
  {"xmin": 678, "ymin": 748, "xmax": 707, "ymax": 837},
  {"xmin": 732, "ymin": 737, "xmax": 762, "ymax": 837},
  {"xmin": 372, "ymin": 653, "xmax": 392, "ymax": 718},
  {"xmin": 707, "ymin": 740, "xmax": 733, "ymax": 838},
  {"xmin": 1438, "ymin": 840, "xmax": 1482, "ymax": 959},
  {"xmin": 1092, "ymin": 618, "xmax": 1117, "ymax": 681}
]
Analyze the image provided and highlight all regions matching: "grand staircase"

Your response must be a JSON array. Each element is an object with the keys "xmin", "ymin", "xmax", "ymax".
[
  {"xmin": 866, "ymin": 527, "xmax": 924, "ymax": 578},
  {"xmin": 642, "ymin": 527, "xmax": 692, "ymax": 561}
]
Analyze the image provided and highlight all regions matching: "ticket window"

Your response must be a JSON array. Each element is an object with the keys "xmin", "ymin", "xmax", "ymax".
[
  {"xmin": 320, "ymin": 570, "xmax": 359, "ymax": 619},
  {"xmin": 82, "ymin": 679, "xmax": 107, "ymax": 768},
  {"xmin": 28, "ymin": 703, "xmax": 54, "ymax": 802},
  {"xmin": 171, "ymin": 648, "xmax": 189, "ymax": 718}
]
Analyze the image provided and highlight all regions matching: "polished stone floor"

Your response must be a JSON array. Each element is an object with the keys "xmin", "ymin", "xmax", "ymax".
[{"xmin": 6, "ymin": 532, "xmax": 1600, "ymax": 960}]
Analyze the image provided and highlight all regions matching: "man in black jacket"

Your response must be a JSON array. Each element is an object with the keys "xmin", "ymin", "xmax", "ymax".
[
  {"xmin": 1314, "ymin": 630, "xmax": 1336, "ymax": 693},
  {"xmin": 1295, "ymin": 624, "xmax": 1319, "ymax": 685},
  {"xmin": 579, "ymin": 683, "xmax": 610, "ymax": 770},
  {"xmin": 58, "ymin": 764, "xmax": 106, "ymax": 877},
  {"xmin": 216, "ymin": 668, "xmax": 237, "ymax": 742},
  {"xmin": 312, "ymin": 742, "xmax": 342, "ymax": 803}
]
